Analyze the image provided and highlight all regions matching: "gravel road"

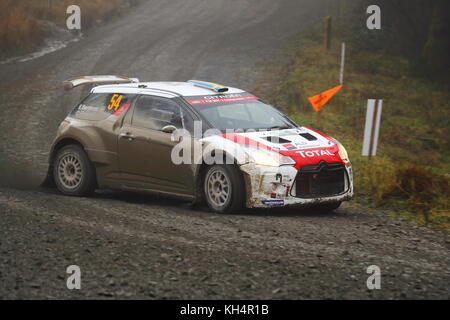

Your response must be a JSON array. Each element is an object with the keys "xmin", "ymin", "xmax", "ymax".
[{"xmin": 0, "ymin": 0, "xmax": 448, "ymax": 299}]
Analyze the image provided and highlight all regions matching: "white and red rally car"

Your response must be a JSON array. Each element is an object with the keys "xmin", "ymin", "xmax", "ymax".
[{"xmin": 48, "ymin": 76, "xmax": 353, "ymax": 214}]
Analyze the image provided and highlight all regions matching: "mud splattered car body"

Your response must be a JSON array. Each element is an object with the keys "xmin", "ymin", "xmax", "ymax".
[
  {"xmin": 210, "ymin": 129, "xmax": 354, "ymax": 209},
  {"xmin": 47, "ymin": 76, "xmax": 353, "ymax": 213}
]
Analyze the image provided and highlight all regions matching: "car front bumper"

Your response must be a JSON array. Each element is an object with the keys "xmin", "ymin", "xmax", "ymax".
[{"xmin": 240, "ymin": 162, "xmax": 354, "ymax": 208}]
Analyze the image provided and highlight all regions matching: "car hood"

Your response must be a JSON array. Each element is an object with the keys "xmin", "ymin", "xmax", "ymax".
[{"xmin": 203, "ymin": 127, "xmax": 344, "ymax": 168}]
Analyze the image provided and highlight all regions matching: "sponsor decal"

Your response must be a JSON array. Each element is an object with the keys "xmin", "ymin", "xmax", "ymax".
[
  {"xmin": 187, "ymin": 95, "xmax": 258, "ymax": 105},
  {"xmin": 294, "ymin": 141, "xmax": 308, "ymax": 147},
  {"xmin": 76, "ymin": 104, "xmax": 97, "ymax": 113},
  {"xmin": 282, "ymin": 143, "xmax": 297, "ymax": 150},
  {"xmin": 296, "ymin": 149, "xmax": 334, "ymax": 158},
  {"xmin": 261, "ymin": 200, "xmax": 284, "ymax": 206},
  {"xmin": 279, "ymin": 145, "xmax": 342, "ymax": 169}
]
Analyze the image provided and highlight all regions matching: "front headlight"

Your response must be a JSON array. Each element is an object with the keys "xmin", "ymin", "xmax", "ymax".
[
  {"xmin": 243, "ymin": 146, "xmax": 295, "ymax": 167},
  {"xmin": 332, "ymin": 138, "xmax": 349, "ymax": 162}
]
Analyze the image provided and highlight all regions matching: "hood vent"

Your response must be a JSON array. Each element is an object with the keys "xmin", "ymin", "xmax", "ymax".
[
  {"xmin": 299, "ymin": 133, "xmax": 317, "ymax": 141},
  {"xmin": 263, "ymin": 136, "xmax": 291, "ymax": 144}
]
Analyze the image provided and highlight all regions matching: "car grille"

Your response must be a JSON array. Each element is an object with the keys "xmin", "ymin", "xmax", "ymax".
[{"xmin": 295, "ymin": 161, "xmax": 347, "ymax": 198}]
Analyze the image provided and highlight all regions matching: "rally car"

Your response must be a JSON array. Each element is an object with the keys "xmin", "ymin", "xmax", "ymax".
[{"xmin": 45, "ymin": 76, "xmax": 353, "ymax": 213}]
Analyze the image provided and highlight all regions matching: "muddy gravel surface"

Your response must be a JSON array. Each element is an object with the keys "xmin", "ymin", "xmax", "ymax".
[{"xmin": 0, "ymin": 0, "xmax": 449, "ymax": 299}]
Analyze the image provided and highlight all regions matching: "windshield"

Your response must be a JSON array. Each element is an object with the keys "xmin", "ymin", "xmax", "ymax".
[{"xmin": 185, "ymin": 94, "xmax": 297, "ymax": 131}]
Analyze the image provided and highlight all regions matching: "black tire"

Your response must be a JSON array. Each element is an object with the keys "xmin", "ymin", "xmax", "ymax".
[
  {"xmin": 53, "ymin": 144, "xmax": 96, "ymax": 196},
  {"xmin": 203, "ymin": 165, "xmax": 245, "ymax": 214},
  {"xmin": 311, "ymin": 201, "xmax": 342, "ymax": 212}
]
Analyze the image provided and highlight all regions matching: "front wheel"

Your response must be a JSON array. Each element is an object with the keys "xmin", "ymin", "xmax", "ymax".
[
  {"xmin": 204, "ymin": 165, "xmax": 245, "ymax": 214},
  {"xmin": 53, "ymin": 144, "xmax": 96, "ymax": 196}
]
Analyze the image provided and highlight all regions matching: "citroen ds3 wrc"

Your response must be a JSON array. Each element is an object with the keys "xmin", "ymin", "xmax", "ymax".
[{"xmin": 46, "ymin": 76, "xmax": 354, "ymax": 213}]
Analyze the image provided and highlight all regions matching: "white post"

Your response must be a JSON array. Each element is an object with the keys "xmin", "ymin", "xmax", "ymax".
[
  {"xmin": 362, "ymin": 99, "xmax": 383, "ymax": 159},
  {"xmin": 339, "ymin": 42, "xmax": 345, "ymax": 85}
]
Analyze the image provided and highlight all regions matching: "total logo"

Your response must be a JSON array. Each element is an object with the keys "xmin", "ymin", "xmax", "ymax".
[{"xmin": 296, "ymin": 149, "xmax": 334, "ymax": 158}]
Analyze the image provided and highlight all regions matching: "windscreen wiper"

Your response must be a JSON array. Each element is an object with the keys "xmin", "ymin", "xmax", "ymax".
[{"xmin": 267, "ymin": 125, "xmax": 291, "ymax": 130}]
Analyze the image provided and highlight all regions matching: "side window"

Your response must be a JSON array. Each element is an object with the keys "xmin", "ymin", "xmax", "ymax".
[
  {"xmin": 71, "ymin": 93, "xmax": 133, "ymax": 120},
  {"xmin": 132, "ymin": 96, "xmax": 185, "ymax": 130}
]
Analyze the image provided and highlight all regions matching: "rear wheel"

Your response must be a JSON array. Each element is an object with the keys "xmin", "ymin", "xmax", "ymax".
[
  {"xmin": 204, "ymin": 165, "xmax": 245, "ymax": 214},
  {"xmin": 53, "ymin": 145, "xmax": 96, "ymax": 196}
]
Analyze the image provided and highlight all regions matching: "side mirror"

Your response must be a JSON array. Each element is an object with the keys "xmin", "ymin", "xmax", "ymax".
[{"xmin": 161, "ymin": 125, "xmax": 177, "ymax": 134}]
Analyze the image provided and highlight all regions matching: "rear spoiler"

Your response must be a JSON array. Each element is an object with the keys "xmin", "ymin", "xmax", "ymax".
[{"xmin": 63, "ymin": 75, "xmax": 140, "ymax": 90}]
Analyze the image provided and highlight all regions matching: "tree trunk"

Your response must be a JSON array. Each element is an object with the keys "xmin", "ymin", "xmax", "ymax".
[{"xmin": 423, "ymin": 0, "xmax": 450, "ymax": 80}]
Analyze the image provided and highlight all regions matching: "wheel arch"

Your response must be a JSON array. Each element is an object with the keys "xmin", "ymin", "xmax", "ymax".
[
  {"xmin": 41, "ymin": 137, "xmax": 91, "ymax": 188},
  {"xmin": 193, "ymin": 149, "xmax": 247, "ymax": 204}
]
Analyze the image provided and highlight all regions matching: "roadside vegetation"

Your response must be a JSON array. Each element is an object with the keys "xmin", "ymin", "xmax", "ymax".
[
  {"xmin": 254, "ymin": 0, "xmax": 449, "ymax": 229},
  {"xmin": 0, "ymin": 0, "xmax": 137, "ymax": 58}
]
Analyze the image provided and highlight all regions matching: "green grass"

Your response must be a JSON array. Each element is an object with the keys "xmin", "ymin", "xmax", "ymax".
[{"xmin": 253, "ymin": 35, "xmax": 450, "ymax": 229}]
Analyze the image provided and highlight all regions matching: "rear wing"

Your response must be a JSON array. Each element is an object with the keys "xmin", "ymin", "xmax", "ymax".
[{"xmin": 63, "ymin": 75, "xmax": 139, "ymax": 90}]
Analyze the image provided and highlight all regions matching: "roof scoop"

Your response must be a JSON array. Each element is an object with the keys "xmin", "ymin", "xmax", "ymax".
[{"xmin": 188, "ymin": 80, "xmax": 229, "ymax": 93}]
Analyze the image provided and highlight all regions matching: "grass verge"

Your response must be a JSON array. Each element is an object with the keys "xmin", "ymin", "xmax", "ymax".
[{"xmin": 253, "ymin": 33, "xmax": 450, "ymax": 230}]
